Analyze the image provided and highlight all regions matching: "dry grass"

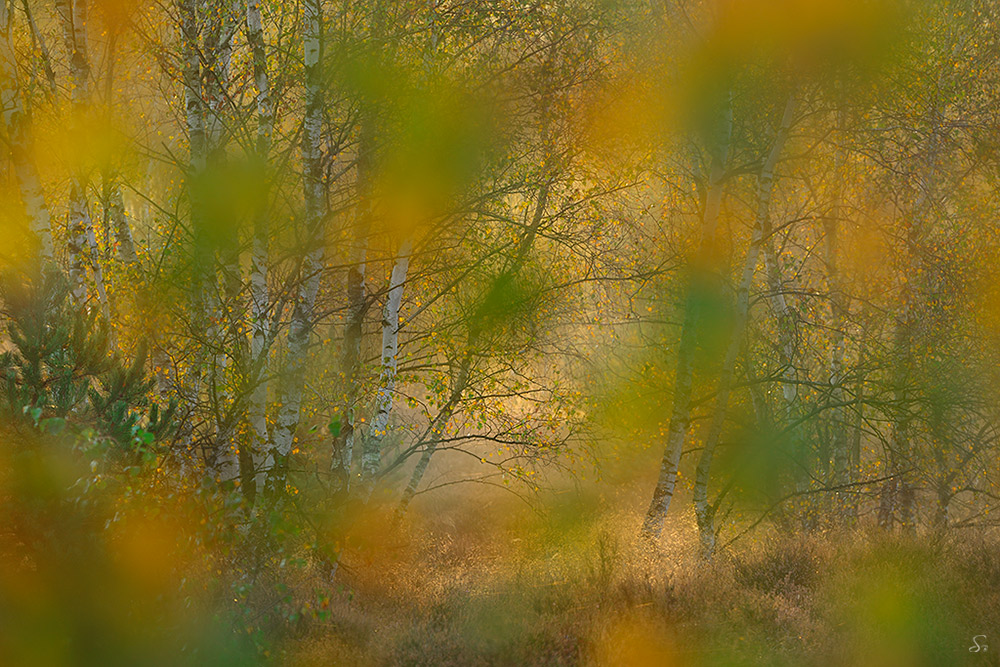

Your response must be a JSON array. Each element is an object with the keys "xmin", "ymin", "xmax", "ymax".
[{"xmin": 262, "ymin": 489, "xmax": 1000, "ymax": 666}]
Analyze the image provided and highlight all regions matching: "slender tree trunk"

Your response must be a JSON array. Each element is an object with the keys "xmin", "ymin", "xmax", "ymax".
[
  {"xmin": 21, "ymin": 0, "xmax": 56, "ymax": 97},
  {"xmin": 177, "ymin": 0, "xmax": 207, "ymax": 466},
  {"xmin": 392, "ymin": 177, "xmax": 550, "ymax": 516},
  {"xmin": 761, "ymin": 179, "xmax": 807, "ymax": 516},
  {"xmin": 263, "ymin": 0, "xmax": 324, "ymax": 495},
  {"xmin": 693, "ymin": 94, "xmax": 795, "ymax": 558},
  {"xmin": 826, "ymin": 108, "xmax": 851, "ymax": 521},
  {"xmin": 849, "ymin": 341, "xmax": 865, "ymax": 521},
  {"xmin": 57, "ymin": 0, "xmax": 108, "ymax": 319},
  {"xmin": 203, "ymin": 1, "xmax": 241, "ymax": 482},
  {"xmin": 934, "ymin": 480, "xmax": 950, "ymax": 529},
  {"xmin": 883, "ymin": 128, "xmax": 942, "ymax": 534},
  {"xmin": 203, "ymin": 1, "xmax": 237, "ymax": 160},
  {"xmin": 640, "ymin": 94, "xmax": 732, "ymax": 542},
  {"xmin": 395, "ymin": 354, "xmax": 472, "ymax": 519},
  {"xmin": 357, "ymin": 238, "xmax": 412, "ymax": 502},
  {"xmin": 0, "ymin": 2, "xmax": 55, "ymax": 266},
  {"xmin": 246, "ymin": 0, "xmax": 274, "ymax": 495},
  {"xmin": 826, "ymin": 226, "xmax": 850, "ymax": 511},
  {"xmin": 330, "ymin": 198, "xmax": 370, "ymax": 499},
  {"xmin": 104, "ymin": 176, "xmax": 138, "ymax": 266}
]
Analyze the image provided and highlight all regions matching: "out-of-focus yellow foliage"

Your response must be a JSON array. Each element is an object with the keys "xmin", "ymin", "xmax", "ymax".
[{"xmin": 592, "ymin": 614, "xmax": 682, "ymax": 667}]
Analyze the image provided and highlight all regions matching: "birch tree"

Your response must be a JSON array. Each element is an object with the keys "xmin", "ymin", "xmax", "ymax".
[
  {"xmin": 245, "ymin": 0, "xmax": 273, "ymax": 496},
  {"xmin": 0, "ymin": 1, "xmax": 55, "ymax": 266},
  {"xmin": 693, "ymin": 93, "xmax": 796, "ymax": 557},
  {"xmin": 640, "ymin": 92, "xmax": 732, "ymax": 541},
  {"xmin": 263, "ymin": 0, "xmax": 325, "ymax": 495},
  {"xmin": 55, "ymin": 0, "xmax": 108, "ymax": 318},
  {"xmin": 358, "ymin": 237, "xmax": 411, "ymax": 501}
]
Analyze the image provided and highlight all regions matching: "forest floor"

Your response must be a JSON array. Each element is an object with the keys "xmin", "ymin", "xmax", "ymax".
[
  {"xmin": 4, "ymin": 441, "xmax": 996, "ymax": 666},
  {"xmin": 269, "ymin": 485, "xmax": 1000, "ymax": 666}
]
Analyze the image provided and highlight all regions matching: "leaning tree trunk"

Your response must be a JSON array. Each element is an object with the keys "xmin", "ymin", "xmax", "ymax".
[
  {"xmin": 0, "ymin": 2, "xmax": 55, "ymax": 266},
  {"xmin": 392, "ymin": 176, "xmax": 552, "ymax": 516},
  {"xmin": 693, "ymin": 94, "xmax": 795, "ymax": 558},
  {"xmin": 640, "ymin": 93, "xmax": 732, "ymax": 542},
  {"xmin": 395, "ymin": 354, "xmax": 473, "ymax": 520},
  {"xmin": 103, "ymin": 176, "xmax": 138, "ymax": 266},
  {"xmin": 21, "ymin": 0, "xmax": 56, "ymax": 97}
]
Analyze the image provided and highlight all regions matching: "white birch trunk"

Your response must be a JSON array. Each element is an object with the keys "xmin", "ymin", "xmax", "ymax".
[
  {"xmin": 0, "ymin": 2, "xmax": 55, "ymax": 266},
  {"xmin": 106, "ymin": 178, "xmax": 138, "ymax": 265},
  {"xmin": 693, "ymin": 95, "xmax": 795, "ymax": 558},
  {"xmin": 330, "ymin": 212, "xmax": 369, "ymax": 497},
  {"xmin": 826, "ymin": 107, "xmax": 850, "ymax": 518},
  {"xmin": 57, "ymin": 0, "xmax": 109, "ymax": 319},
  {"xmin": 246, "ymin": 0, "xmax": 273, "ymax": 493},
  {"xmin": 198, "ymin": 1, "xmax": 240, "ymax": 482},
  {"xmin": 640, "ymin": 95, "xmax": 732, "ymax": 541},
  {"xmin": 262, "ymin": 0, "xmax": 324, "ymax": 494},
  {"xmin": 762, "ymin": 200, "xmax": 803, "ymax": 496},
  {"xmin": 21, "ymin": 0, "xmax": 56, "ymax": 97},
  {"xmin": 395, "ymin": 355, "xmax": 472, "ymax": 519},
  {"xmin": 177, "ymin": 0, "xmax": 207, "ymax": 463},
  {"xmin": 357, "ymin": 238, "xmax": 412, "ymax": 501},
  {"xmin": 203, "ymin": 1, "xmax": 237, "ymax": 158}
]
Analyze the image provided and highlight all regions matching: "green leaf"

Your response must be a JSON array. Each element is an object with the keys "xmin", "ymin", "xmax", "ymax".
[
  {"xmin": 328, "ymin": 418, "xmax": 342, "ymax": 437},
  {"xmin": 40, "ymin": 417, "xmax": 66, "ymax": 435}
]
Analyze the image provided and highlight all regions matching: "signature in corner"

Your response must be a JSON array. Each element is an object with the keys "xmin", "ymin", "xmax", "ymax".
[{"xmin": 970, "ymin": 635, "xmax": 988, "ymax": 653}]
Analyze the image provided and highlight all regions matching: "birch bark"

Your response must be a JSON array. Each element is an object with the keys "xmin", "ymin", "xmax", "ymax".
[
  {"xmin": 329, "ymin": 182, "xmax": 370, "ymax": 499},
  {"xmin": 177, "ymin": 0, "xmax": 207, "ymax": 469},
  {"xmin": 21, "ymin": 0, "xmax": 56, "ymax": 97},
  {"xmin": 693, "ymin": 95, "xmax": 795, "ymax": 558},
  {"xmin": 204, "ymin": 3, "xmax": 241, "ymax": 483},
  {"xmin": 394, "ymin": 180, "xmax": 550, "ymax": 517},
  {"xmin": 640, "ymin": 96, "xmax": 732, "ymax": 541},
  {"xmin": 104, "ymin": 177, "xmax": 138, "ymax": 266},
  {"xmin": 826, "ymin": 107, "xmax": 851, "ymax": 519},
  {"xmin": 0, "ymin": 1, "xmax": 55, "ymax": 265},
  {"xmin": 246, "ymin": 0, "xmax": 273, "ymax": 494},
  {"xmin": 357, "ymin": 239, "xmax": 412, "ymax": 501},
  {"xmin": 263, "ymin": 0, "xmax": 324, "ymax": 495},
  {"xmin": 56, "ymin": 0, "xmax": 108, "ymax": 319}
]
